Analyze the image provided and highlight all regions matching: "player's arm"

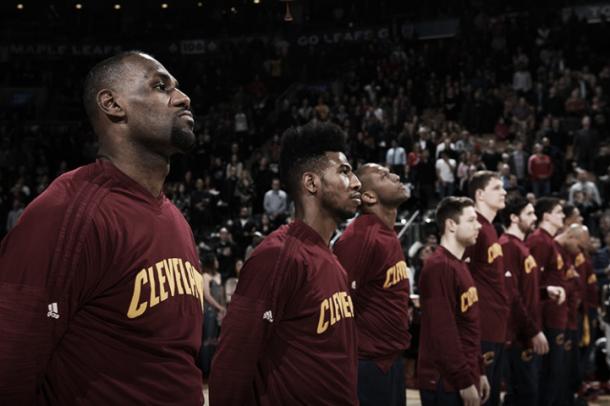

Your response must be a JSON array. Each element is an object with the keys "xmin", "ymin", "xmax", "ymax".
[
  {"xmin": 334, "ymin": 229, "xmax": 374, "ymax": 294},
  {"xmin": 503, "ymin": 245, "xmax": 539, "ymax": 340},
  {"xmin": 209, "ymin": 245, "xmax": 303, "ymax": 405},
  {"xmin": 0, "ymin": 200, "xmax": 101, "ymax": 403},
  {"xmin": 419, "ymin": 260, "xmax": 477, "ymax": 390}
]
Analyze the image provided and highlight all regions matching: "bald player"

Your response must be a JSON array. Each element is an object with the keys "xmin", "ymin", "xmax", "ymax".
[
  {"xmin": 0, "ymin": 52, "xmax": 204, "ymax": 405},
  {"xmin": 464, "ymin": 171, "xmax": 509, "ymax": 406},
  {"xmin": 334, "ymin": 163, "xmax": 411, "ymax": 406}
]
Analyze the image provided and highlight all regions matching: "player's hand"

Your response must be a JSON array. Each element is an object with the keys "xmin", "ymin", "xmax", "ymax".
[
  {"xmin": 479, "ymin": 375, "xmax": 490, "ymax": 404},
  {"xmin": 531, "ymin": 331, "xmax": 549, "ymax": 355},
  {"xmin": 459, "ymin": 384, "xmax": 480, "ymax": 406},
  {"xmin": 547, "ymin": 286, "xmax": 566, "ymax": 304}
]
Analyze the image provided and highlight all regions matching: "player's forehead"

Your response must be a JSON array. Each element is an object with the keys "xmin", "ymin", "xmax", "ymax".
[
  {"xmin": 485, "ymin": 177, "xmax": 503, "ymax": 189},
  {"xmin": 125, "ymin": 53, "xmax": 176, "ymax": 83},
  {"xmin": 324, "ymin": 151, "xmax": 350, "ymax": 168},
  {"xmin": 460, "ymin": 205, "xmax": 477, "ymax": 219}
]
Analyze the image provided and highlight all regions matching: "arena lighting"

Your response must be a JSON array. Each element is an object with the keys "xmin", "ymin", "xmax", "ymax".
[
  {"xmin": 197, "ymin": 1, "xmax": 203, "ymax": 7},
  {"xmin": 161, "ymin": 3, "xmax": 168, "ymax": 9},
  {"xmin": 254, "ymin": 0, "xmax": 260, "ymax": 4},
  {"xmin": 114, "ymin": 3, "xmax": 121, "ymax": 10},
  {"xmin": 75, "ymin": 3, "xmax": 82, "ymax": 9},
  {"xmin": 16, "ymin": 3, "xmax": 24, "ymax": 10}
]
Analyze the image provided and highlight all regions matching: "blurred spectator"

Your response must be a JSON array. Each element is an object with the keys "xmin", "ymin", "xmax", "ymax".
[
  {"xmin": 573, "ymin": 116, "xmax": 600, "ymax": 171},
  {"xmin": 200, "ymin": 252, "xmax": 226, "ymax": 378},
  {"xmin": 263, "ymin": 178, "xmax": 288, "ymax": 227},
  {"xmin": 435, "ymin": 151, "xmax": 456, "ymax": 198},
  {"xmin": 215, "ymin": 227, "xmax": 237, "ymax": 283},
  {"xmin": 6, "ymin": 199, "xmax": 24, "ymax": 231},
  {"xmin": 528, "ymin": 143, "xmax": 553, "ymax": 197},
  {"xmin": 386, "ymin": 139, "xmax": 407, "ymax": 179},
  {"xmin": 569, "ymin": 169, "xmax": 602, "ymax": 207}
]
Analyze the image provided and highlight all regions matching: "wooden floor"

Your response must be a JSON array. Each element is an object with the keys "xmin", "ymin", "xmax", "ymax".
[{"xmin": 203, "ymin": 387, "xmax": 610, "ymax": 405}]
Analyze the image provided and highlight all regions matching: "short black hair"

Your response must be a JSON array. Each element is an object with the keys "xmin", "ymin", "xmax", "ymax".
[
  {"xmin": 82, "ymin": 50, "xmax": 148, "ymax": 123},
  {"xmin": 279, "ymin": 122, "xmax": 347, "ymax": 197},
  {"xmin": 534, "ymin": 197, "xmax": 561, "ymax": 225},
  {"xmin": 200, "ymin": 251, "xmax": 217, "ymax": 271},
  {"xmin": 436, "ymin": 196, "xmax": 475, "ymax": 235},
  {"xmin": 468, "ymin": 170, "xmax": 500, "ymax": 200},
  {"xmin": 500, "ymin": 195, "xmax": 530, "ymax": 228},
  {"xmin": 563, "ymin": 203, "xmax": 578, "ymax": 219}
]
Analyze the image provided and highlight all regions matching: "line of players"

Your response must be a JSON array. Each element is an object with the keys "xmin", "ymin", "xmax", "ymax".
[
  {"xmin": 209, "ymin": 121, "xmax": 599, "ymax": 406},
  {"xmin": 419, "ymin": 173, "xmax": 598, "ymax": 406}
]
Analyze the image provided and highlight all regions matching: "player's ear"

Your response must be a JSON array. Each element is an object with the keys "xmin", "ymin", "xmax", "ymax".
[
  {"xmin": 97, "ymin": 89, "xmax": 126, "ymax": 121},
  {"xmin": 361, "ymin": 190, "xmax": 377, "ymax": 205},
  {"xmin": 302, "ymin": 171, "xmax": 319, "ymax": 195},
  {"xmin": 446, "ymin": 218, "xmax": 457, "ymax": 233}
]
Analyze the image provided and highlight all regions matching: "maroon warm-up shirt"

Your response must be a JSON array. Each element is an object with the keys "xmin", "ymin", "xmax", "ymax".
[
  {"xmin": 209, "ymin": 220, "xmax": 358, "ymax": 406},
  {"xmin": 418, "ymin": 245, "xmax": 482, "ymax": 392},
  {"xmin": 573, "ymin": 252, "xmax": 599, "ymax": 311},
  {"xmin": 526, "ymin": 228, "xmax": 567, "ymax": 330},
  {"xmin": 558, "ymin": 245, "xmax": 581, "ymax": 331},
  {"xmin": 334, "ymin": 213, "xmax": 411, "ymax": 372},
  {"xmin": 499, "ymin": 233, "xmax": 541, "ymax": 344},
  {"xmin": 464, "ymin": 212, "xmax": 509, "ymax": 343},
  {"xmin": 0, "ymin": 160, "xmax": 204, "ymax": 405}
]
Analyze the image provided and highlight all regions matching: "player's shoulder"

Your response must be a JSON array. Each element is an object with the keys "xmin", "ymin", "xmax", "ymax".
[{"xmin": 20, "ymin": 162, "xmax": 105, "ymax": 220}]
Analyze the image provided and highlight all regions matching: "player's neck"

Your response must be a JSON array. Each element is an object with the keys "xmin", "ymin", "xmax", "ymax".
[
  {"xmin": 366, "ymin": 205, "xmax": 397, "ymax": 230},
  {"xmin": 475, "ymin": 204, "xmax": 497, "ymax": 224},
  {"xmin": 505, "ymin": 224, "xmax": 525, "ymax": 241},
  {"xmin": 297, "ymin": 207, "xmax": 337, "ymax": 247},
  {"xmin": 540, "ymin": 221, "xmax": 558, "ymax": 237},
  {"xmin": 440, "ymin": 235, "xmax": 465, "ymax": 259},
  {"xmin": 98, "ymin": 147, "xmax": 170, "ymax": 197}
]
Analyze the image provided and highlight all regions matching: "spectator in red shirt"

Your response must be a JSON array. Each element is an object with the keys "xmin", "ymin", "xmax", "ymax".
[{"xmin": 528, "ymin": 143, "xmax": 553, "ymax": 197}]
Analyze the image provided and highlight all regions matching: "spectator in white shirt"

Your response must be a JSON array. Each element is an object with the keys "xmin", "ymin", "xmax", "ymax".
[
  {"xmin": 385, "ymin": 139, "xmax": 407, "ymax": 179},
  {"xmin": 435, "ymin": 151, "xmax": 457, "ymax": 198},
  {"xmin": 569, "ymin": 168, "xmax": 602, "ymax": 206}
]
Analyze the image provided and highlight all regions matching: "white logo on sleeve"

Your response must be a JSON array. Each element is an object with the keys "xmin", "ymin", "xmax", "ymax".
[
  {"xmin": 263, "ymin": 310, "xmax": 274, "ymax": 323},
  {"xmin": 47, "ymin": 302, "xmax": 60, "ymax": 319},
  {"xmin": 351, "ymin": 281, "xmax": 357, "ymax": 290}
]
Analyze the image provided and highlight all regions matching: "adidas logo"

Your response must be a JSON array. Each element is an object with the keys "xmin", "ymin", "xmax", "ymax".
[
  {"xmin": 351, "ymin": 281, "xmax": 357, "ymax": 290},
  {"xmin": 262, "ymin": 310, "xmax": 274, "ymax": 323},
  {"xmin": 505, "ymin": 271, "xmax": 512, "ymax": 277},
  {"xmin": 47, "ymin": 302, "xmax": 60, "ymax": 319}
]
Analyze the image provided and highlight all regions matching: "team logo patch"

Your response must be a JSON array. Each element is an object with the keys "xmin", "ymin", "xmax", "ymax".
[
  {"xmin": 521, "ymin": 349, "xmax": 533, "ymax": 362},
  {"xmin": 575, "ymin": 253, "xmax": 585, "ymax": 267},
  {"xmin": 557, "ymin": 254, "xmax": 564, "ymax": 271},
  {"xmin": 555, "ymin": 333, "xmax": 565, "ymax": 346},
  {"xmin": 487, "ymin": 243, "xmax": 503, "ymax": 264},
  {"xmin": 483, "ymin": 351, "xmax": 495, "ymax": 366},
  {"xmin": 524, "ymin": 255, "xmax": 537, "ymax": 274}
]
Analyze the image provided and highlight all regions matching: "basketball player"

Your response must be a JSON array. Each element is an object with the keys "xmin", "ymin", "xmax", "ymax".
[
  {"xmin": 209, "ymin": 122, "xmax": 361, "ymax": 405},
  {"xmin": 418, "ymin": 196, "xmax": 490, "ymax": 406},
  {"xmin": 464, "ymin": 171, "xmax": 509, "ymax": 406},
  {"xmin": 0, "ymin": 52, "xmax": 204, "ymax": 404},
  {"xmin": 334, "ymin": 163, "xmax": 410, "ymax": 406},
  {"xmin": 527, "ymin": 197, "xmax": 567, "ymax": 406},
  {"xmin": 500, "ymin": 196, "xmax": 562, "ymax": 405}
]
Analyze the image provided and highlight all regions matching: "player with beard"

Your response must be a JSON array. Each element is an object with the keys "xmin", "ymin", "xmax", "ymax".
[
  {"xmin": 210, "ymin": 122, "xmax": 362, "ymax": 405},
  {"xmin": 333, "ymin": 163, "xmax": 411, "ymax": 406},
  {"xmin": 463, "ymin": 171, "xmax": 509, "ymax": 406},
  {"xmin": 0, "ymin": 52, "xmax": 204, "ymax": 405},
  {"xmin": 418, "ymin": 197, "xmax": 490, "ymax": 406},
  {"xmin": 499, "ymin": 196, "xmax": 565, "ymax": 405},
  {"xmin": 526, "ymin": 197, "xmax": 568, "ymax": 406}
]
